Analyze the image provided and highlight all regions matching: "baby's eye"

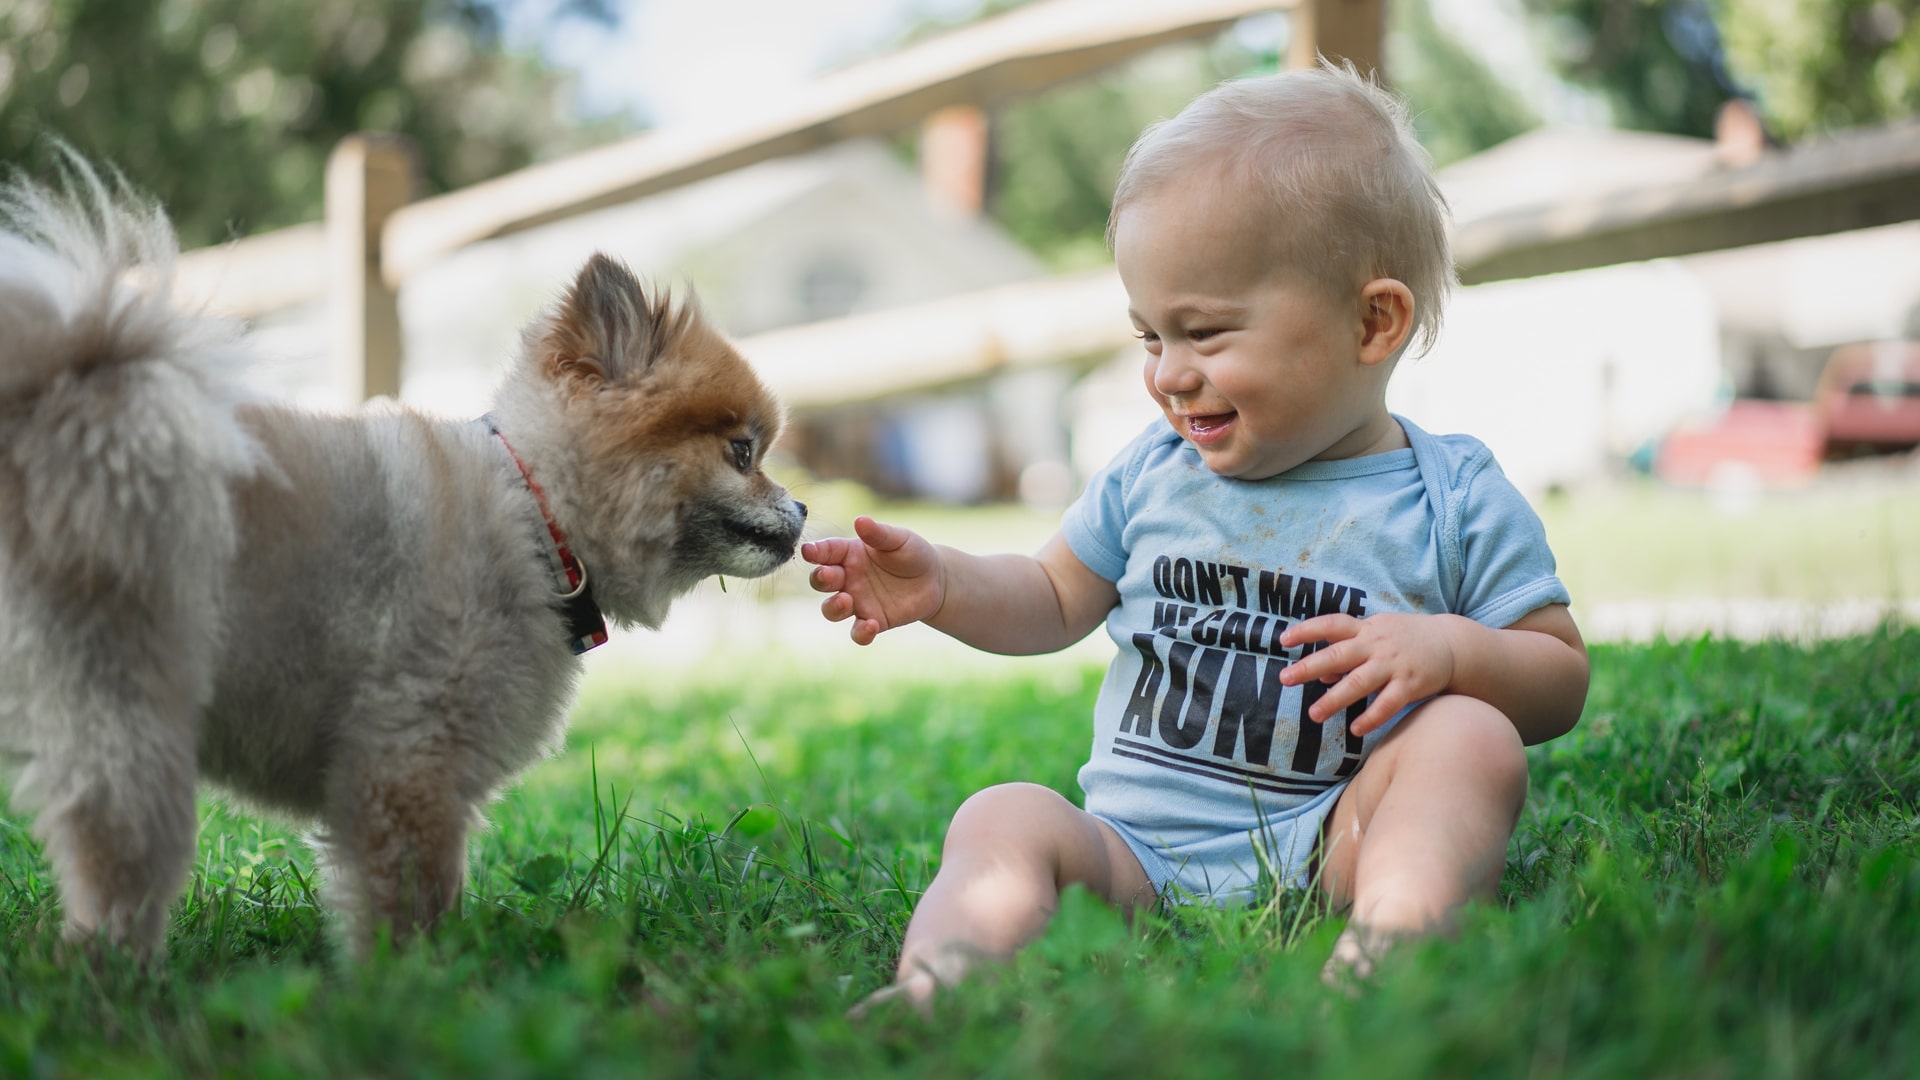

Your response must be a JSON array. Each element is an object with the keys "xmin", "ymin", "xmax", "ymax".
[{"xmin": 1189, "ymin": 328, "xmax": 1221, "ymax": 342}]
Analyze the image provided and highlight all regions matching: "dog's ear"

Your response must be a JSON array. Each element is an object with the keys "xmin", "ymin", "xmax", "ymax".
[{"xmin": 535, "ymin": 254, "xmax": 693, "ymax": 387}]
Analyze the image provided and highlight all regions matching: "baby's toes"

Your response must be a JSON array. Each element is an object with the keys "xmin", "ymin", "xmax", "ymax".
[{"xmin": 846, "ymin": 972, "xmax": 938, "ymax": 1021}]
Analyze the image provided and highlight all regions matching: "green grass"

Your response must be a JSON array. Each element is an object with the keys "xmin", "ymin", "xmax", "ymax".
[
  {"xmin": 1533, "ymin": 479, "xmax": 1920, "ymax": 604},
  {"xmin": 2, "ymin": 630, "xmax": 1918, "ymax": 1077}
]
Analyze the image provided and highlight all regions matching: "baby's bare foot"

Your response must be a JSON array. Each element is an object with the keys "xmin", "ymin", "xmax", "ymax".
[
  {"xmin": 846, "ymin": 943, "xmax": 993, "ymax": 1020},
  {"xmin": 846, "ymin": 970, "xmax": 940, "ymax": 1020},
  {"xmin": 1320, "ymin": 924, "xmax": 1396, "ymax": 996}
]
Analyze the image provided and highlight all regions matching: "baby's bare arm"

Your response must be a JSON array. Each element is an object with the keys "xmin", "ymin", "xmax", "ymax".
[
  {"xmin": 925, "ymin": 532, "xmax": 1118, "ymax": 655},
  {"xmin": 1438, "ymin": 604, "xmax": 1588, "ymax": 744},
  {"xmin": 1280, "ymin": 604, "xmax": 1588, "ymax": 745},
  {"xmin": 804, "ymin": 520, "xmax": 1115, "ymax": 655}
]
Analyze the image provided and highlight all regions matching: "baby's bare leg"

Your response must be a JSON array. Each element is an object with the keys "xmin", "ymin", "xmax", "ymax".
[
  {"xmin": 864, "ymin": 782, "xmax": 1152, "ymax": 1012},
  {"xmin": 1316, "ymin": 694, "xmax": 1529, "ymax": 977}
]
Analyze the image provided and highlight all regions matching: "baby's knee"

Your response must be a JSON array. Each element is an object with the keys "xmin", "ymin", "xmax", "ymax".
[
  {"xmin": 950, "ymin": 782, "xmax": 1066, "ymax": 832},
  {"xmin": 1407, "ymin": 695, "xmax": 1530, "ymax": 795},
  {"xmin": 943, "ymin": 782, "xmax": 1078, "ymax": 855}
]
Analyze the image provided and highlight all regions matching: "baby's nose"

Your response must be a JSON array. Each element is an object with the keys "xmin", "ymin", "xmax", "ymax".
[{"xmin": 1149, "ymin": 353, "xmax": 1204, "ymax": 396}]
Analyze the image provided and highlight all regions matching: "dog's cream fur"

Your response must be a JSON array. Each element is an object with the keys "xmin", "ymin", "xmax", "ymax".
[{"xmin": 0, "ymin": 164, "xmax": 805, "ymax": 951}]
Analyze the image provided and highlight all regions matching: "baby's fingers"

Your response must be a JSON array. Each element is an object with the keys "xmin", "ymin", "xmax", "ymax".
[
  {"xmin": 1280, "ymin": 613, "xmax": 1361, "ymax": 649},
  {"xmin": 1280, "ymin": 638, "xmax": 1362, "ymax": 688},
  {"xmin": 852, "ymin": 515, "xmax": 915, "ymax": 553},
  {"xmin": 820, "ymin": 592, "xmax": 855, "ymax": 622},
  {"xmin": 801, "ymin": 536, "xmax": 854, "ymax": 566},
  {"xmin": 1346, "ymin": 687, "xmax": 1415, "ymax": 737},
  {"xmin": 1307, "ymin": 663, "xmax": 1388, "ymax": 723},
  {"xmin": 808, "ymin": 563, "xmax": 846, "ymax": 594},
  {"xmin": 819, "ymin": 590, "xmax": 886, "ymax": 645}
]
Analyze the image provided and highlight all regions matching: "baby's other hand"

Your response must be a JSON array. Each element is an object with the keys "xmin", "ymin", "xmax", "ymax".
[
  {"xmin": 800, "ymin": 516, "xmax": 945, "ymax": 645},
  {"xmin": 1277, "ymin": 613, "xmax": 1458, "ymax": 736}
]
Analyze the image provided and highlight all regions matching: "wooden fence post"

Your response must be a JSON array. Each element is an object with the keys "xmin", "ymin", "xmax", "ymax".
[
  {"xmin": 326, "ymin": 135, "xmax": 415, "ymax": 403},
  {"xmin": 1287, "ymin": 0, "xmax": 1384, "ymax": 78}
]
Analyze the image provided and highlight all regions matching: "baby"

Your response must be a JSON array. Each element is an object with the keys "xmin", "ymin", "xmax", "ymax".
[{"xmin": 803, "ymin": 62, "xmax": 1590, "ymax": 1008}]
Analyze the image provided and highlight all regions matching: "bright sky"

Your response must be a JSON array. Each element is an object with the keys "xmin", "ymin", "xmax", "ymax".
[
  {"xmin": 1431, "ymin": 0, "xmax": 1608, "ymax": 126},
  {"xmin": 509, "ymin": 0, "xmax": 1599, "ymax": 130},
  {"xmin": 514, "ymin": 0, "xmax": 981, "ymax": 127}
]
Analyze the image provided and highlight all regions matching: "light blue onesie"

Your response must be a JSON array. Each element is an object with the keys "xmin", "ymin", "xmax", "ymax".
[{"xmin": 1060, "ymin": 416, "xmax": 1571, "ymax": 905}]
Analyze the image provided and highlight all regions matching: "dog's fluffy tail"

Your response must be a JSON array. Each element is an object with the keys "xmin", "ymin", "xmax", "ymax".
[
  {"xmin": 0, "ymin": 158, "xmax": 260, "ymax": 605},
  {"xmin": 1, "ymin": 159, "xmax": 264, "ymax": 932},
  {"xmin": 0, "ymin": 159, "xmax": 263, "ymax": 946}
]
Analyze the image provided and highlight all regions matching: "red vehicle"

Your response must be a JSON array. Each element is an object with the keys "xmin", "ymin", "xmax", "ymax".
[
  {"xmin": 1655, "ymin": 341, "xmax": 1920, "ymax": 487},
  {"xmin": 1815, "ymin": 341, "xmax": 1920, "ymax": 457}
]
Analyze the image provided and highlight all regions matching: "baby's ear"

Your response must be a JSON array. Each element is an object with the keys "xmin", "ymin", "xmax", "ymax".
[
  {"xmin": 533, "ymin": 253, "xmax": 692, "ymax": 387},
  {"xmin": 1358, "ymin": 278, "xmax": 1415, "ymax": 366}
]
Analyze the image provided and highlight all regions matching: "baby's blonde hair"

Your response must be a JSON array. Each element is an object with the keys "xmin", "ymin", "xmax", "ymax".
[{"xmin": 1108, "ymin": 61, "xmax": 1454, "ymax": 357}]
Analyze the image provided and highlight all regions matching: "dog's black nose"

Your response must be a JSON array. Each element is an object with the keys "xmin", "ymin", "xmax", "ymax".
[{"xmin": 795, "ymin": 501, "xmax": 808, "ymax": 520}]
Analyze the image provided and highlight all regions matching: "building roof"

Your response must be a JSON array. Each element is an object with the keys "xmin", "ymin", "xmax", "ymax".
[{"xmin": 1436, "ymin": 126, "xmax": 1720, "ymax": 228}]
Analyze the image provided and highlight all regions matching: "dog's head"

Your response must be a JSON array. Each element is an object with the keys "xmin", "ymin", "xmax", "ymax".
[{"xmin": 499, "ymin": 254, "xmax": 806, "ymax": 628}]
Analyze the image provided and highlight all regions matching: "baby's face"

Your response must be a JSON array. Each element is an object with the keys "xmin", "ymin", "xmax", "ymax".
[{"xmin": 1112, "ymin": 174, "xmax": 1396, "ymax": 481}]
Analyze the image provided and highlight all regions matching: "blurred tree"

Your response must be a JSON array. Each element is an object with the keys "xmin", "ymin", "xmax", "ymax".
[
  {"xmin": 1389, "ymin": 0, "xmax": 1541, "ymax": 168},
  {"xmin": 1518, "ymin": 0, "xmax": 1739, "ymax": 136},
  {"xmin": 1716, "ymin": 0, "xmax": 1919, "ymax": 139},
  {"xmin": 1521, "ymin": 0, "xmax": 1919, "ymax": 140},
  {"xmin": 968, "ymin": 0, "xmax": 1536, "ymax": 267},
  {"xmin": 987, "ymin": 43, "xmax": 1249, "ymax": 270},
  {"xmin": 0, "ymin": 0, "xmax": 633, "ymax": 247}
]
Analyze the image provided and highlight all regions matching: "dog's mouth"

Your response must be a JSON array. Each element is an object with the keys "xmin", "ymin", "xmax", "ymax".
[
  {"xmin": 723, "ymin": 516, "xmax": 802, "ymax": 557},
  {"xmin": 677, "ymin": 495, "xmax": 806, "ymax": 580}
]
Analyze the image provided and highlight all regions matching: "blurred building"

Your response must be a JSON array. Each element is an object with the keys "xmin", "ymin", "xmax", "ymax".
[
  {"xmin": 1403, "ymin": 126, "xmax": 1920, "ymax": 495},
  {"xmin": 244, "ymin": 138, "xmax": 1044, "ymax": 411}
]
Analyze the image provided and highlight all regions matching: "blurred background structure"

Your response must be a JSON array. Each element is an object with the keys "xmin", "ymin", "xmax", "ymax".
[{"xmin": 4, "ymin": 0, "xmax": 1918, "ymax": 663}]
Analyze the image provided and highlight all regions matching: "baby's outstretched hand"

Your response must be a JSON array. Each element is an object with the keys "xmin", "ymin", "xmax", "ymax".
[
  {"xmin": 1277, "ymin": 613, "xmax": 1458, "ymax": 736},
  {"xmin": 801, "ymin": 516, "xmax": 945, "ymax": 645}
]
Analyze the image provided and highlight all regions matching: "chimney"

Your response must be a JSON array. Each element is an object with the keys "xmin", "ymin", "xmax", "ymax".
[
  {"xmin": 1714, "ymin": 98, "xmax": 1768, "ymax": 168},
  {"xmin": 920, "ymin": 104, "xmax": 990, "ymax": 217}
]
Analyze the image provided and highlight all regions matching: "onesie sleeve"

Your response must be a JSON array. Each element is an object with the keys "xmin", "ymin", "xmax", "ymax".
[
  {"xmin": 1060, "ymin": 425, "xmax": 1158, "ymax": 583},
  {"xmin": 1453, "ymin": 457, "xmax": 1573, "ymax": 628}
]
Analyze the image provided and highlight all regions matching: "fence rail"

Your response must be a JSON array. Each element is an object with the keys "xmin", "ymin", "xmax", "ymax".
[
  {"xmin": 379, "ymin": 0, "xmax": 1301, "ymax": 289},
  {"xmin": 157, "ymin": 0, "xmax": 1920, "ymax": 411}
]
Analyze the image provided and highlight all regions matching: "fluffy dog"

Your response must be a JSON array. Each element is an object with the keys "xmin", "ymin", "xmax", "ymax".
[{"xmin": 0, "ymin": 164, "xmax": 806, "ymax": 952}]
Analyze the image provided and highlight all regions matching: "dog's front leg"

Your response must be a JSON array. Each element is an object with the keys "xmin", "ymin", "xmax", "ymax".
[{"xmin": 315, "ymin": 748, "xmax": 479, "ymax": 953}]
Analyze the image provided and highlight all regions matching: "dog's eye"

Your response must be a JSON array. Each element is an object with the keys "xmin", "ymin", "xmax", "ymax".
[{"xmin": 730, "ymin": 438, "xmax": 754, "ymax": 472}]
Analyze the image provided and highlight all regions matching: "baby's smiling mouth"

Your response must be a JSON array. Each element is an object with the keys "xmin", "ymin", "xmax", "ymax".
[{"xmin": 1183, "ymin": 411, "xmax": 1236, "ymax": 443}]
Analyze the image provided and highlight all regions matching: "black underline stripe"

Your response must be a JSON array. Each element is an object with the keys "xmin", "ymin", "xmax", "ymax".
[
  {"xmin": 1113, "ymin": 737, "xmax": 1339, "ymax": 790},
  {"xmin": 1110, "ymin": 749, "xmax": 1335, "ymax": 797}
]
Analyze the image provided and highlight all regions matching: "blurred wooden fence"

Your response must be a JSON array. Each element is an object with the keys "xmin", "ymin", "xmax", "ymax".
[
  {"xmin": 167, "ymin": 0, "xmax": 1920, "ymax": 407},
  {"xmin": 176, "ymin": 0, "xmax": 1320, "ymax": 401}
]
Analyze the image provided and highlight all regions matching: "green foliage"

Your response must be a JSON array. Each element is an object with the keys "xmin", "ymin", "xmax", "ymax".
[
  {"xmin": 1389, "ymin": 0, "xmax": 1541, "ymax": 167},
  {"xmin": 1521, "ymin": 0, "xmax": 1920, "ymax": 139},
  {"xmin": 984, "ymin": 44, "xmax": 1250, "ymax": 271},
  {"xmin": 1519, "ymin": 0, "xmax": 1738, "ymax": 136},
  {"xmin": 1718, "ymin": 0, "xmax": 1920, "ymax": 139},
  {"xmin": 0, "ymin": 630, "xmax": 1916, "ymax": 1073},
  {"xmin": 927, "ymin": 0, "xmax": 1539, "ymax": 267},
  {"xmin": 0, "ymin": 0, "xmax": 630, "ymax": 248}
]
